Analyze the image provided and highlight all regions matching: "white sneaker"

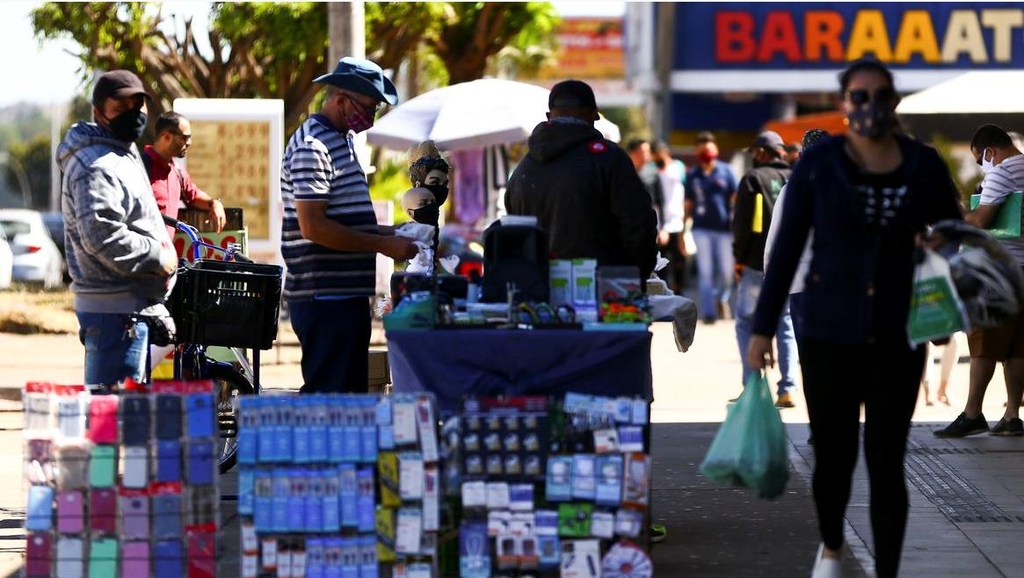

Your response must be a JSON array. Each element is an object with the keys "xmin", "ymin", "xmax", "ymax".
[{"xmin": 811, "ymin": 543, "xmax": 843, "ymax": 578}]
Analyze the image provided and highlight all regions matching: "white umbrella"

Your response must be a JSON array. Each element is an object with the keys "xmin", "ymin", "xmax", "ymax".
[
  {"xmin": 897, "ymin": 71, "xmax": 1024, "ymax": 115},
  {"xmin": 366, "ymin": 78, "xmax": 620, "ymax": 151}
]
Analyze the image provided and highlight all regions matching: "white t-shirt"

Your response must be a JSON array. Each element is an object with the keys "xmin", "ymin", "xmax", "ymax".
[
  {"xmin": 979, "ymin": 153, "xmax": 1024, "ymax": 265},
  {"xmin": 763, "ymin": 183, "xmax": 813, "ymax": 294},
  {"xmin": 658, "ymin": 160, "xmax": 685, "ymax": 233}
]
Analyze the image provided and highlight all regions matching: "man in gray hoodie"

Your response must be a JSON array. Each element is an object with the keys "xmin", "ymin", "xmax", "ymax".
[{"xmin": 56, "ymin": 70, "xmax": 178, "ymax": 389}]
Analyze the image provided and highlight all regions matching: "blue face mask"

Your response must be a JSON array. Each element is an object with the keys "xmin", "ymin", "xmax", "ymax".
[{"xmin": 108, "ymin": 108, "xmax": 148, "ymax": 142}]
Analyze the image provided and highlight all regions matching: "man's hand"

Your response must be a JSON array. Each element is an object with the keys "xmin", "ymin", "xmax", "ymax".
[
  {"xmin": 747, "ymin": 335, "xmax": 775, "ymax": 370},
  {"xmin": 381, "ymin": 236, "xmax": 419, "ymax": 261},
  {"xmin": 207, "ymin": 200, "xmax": 226, "ymax": 233},
  {"xmin": 657, "ymin": 230, "xmax": 670, "ymax": 247},
  {"xmin": 734, "ymin": 263, "xmax": 745, "ymax": 283},
  {"xmin": 158, "ymin": 247, "xmax": 178, "ymax": 276}
]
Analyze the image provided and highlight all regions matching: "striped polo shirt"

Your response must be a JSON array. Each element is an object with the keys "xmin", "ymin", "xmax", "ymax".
[
  {"xmin": 280, "ymin": 114, "xmax": 378, "ymax": 301},
  {"xmin": 979, "ymin": 153, "xmax": 1024, "ymax": 265}
]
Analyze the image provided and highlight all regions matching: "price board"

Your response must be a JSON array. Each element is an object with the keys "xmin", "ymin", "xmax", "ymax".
[{"xmin": 171, "ymin": 98, "xmax": 285, "ymax": 265}]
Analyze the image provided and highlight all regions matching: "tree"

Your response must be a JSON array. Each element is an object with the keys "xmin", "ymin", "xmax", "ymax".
[
  {"xmin": 427, "ymin": 3, "xmax": 559, "ymax": 84},
  {"xmin": 6, "ymin": 137, "xmax": 52, "ymax": 210},
  {"xmin": 31, "ymin": 2, "xmax": 560, "ymax": 135},
  {"xmin": 31, "ymin": 2, "xmax": 329, "ymax": 134}
]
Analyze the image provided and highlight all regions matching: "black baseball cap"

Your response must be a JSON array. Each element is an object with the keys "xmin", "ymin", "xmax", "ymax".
[
  {"xmin": 696, "ymin": 131, "xmax": 716, "ymax": 144},
  {"xmin": 747, "ymin": 131, "xmax": 785, "ymax": 153},
  {"xmin": 92, "ymin": 70, "xmax": 152, "ymax": 107},
  {"xmin": 548, "ymin": 79, "xmax": 597, "ymax": 110}
]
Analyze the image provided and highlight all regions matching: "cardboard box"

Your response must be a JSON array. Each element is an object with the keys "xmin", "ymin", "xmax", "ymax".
[
  {"xmin": 549, "ymin": 260, "xmax": 573, "ymax": 307},
  {"xmin": 368, "ymin": 350, "xmax": 391, "ymax": 392},
  {"xmin": 571, "ymin": 259, "xmax": 597, "ymax": 307}
]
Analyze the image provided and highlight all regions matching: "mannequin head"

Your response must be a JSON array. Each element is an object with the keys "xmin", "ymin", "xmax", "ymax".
[
  {"xmin": 402, "ymin": 187, "xmax": 439, "ymax": 225},
  {"xmin": 408, "ymin": 140, "xmax": 452, "ymax": 188}
]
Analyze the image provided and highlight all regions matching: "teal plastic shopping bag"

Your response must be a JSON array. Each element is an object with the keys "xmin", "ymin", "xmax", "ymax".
[{"xmin": 699, "ymin": 371, "xmax": 790, "ymax": 499}]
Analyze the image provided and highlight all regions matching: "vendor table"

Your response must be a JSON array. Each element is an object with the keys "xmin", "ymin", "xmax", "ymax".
[{"xmin": 387, "ymin": 328, "xmax": 653, "ymax": 412}]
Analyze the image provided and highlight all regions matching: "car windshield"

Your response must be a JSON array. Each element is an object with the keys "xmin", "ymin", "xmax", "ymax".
[{"xmin": 0, "ymin": 220, "xmax": 30, "ymax": 238}]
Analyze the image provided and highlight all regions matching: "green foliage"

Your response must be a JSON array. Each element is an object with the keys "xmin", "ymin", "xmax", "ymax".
[
  {"xmin": 931, "ymin": 134, "xmax": 981, "ymax": 204},
  {"xmin": 30, "ymin": 2, "xmax": 558, "ymax": 135},
  {"xmin": 5, "ymin": 136, "xmax": 52, "ymax": 210},
  {"xmin": 428, "ymin": 2, "xmax": 561, "ymax": 84},
  {"xmin": 370, "ymin": 160, "xmax": 414, "ymax": 225},
  {"xmin": 0, "ymin": 105, "xmax": 50, "ymax": 150},
  {"xmin": 610, "ymin": 107, "xmax": 654, "ymax": 147}
]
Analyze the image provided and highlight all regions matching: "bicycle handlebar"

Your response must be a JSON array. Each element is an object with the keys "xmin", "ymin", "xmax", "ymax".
[{"xmin": 162, "ymin": 214, "xmax": 253, "ymax": 263}]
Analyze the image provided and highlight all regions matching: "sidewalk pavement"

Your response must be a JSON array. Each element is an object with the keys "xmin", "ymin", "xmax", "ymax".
[{"xmin": 0, "ymin": 321, "xmax": 1022, "ymax": 576}]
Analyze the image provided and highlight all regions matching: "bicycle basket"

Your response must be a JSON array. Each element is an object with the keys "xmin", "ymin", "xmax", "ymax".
[{"xmin": 170, "ymin": 259, "xmax": 284, "ymax": 350}]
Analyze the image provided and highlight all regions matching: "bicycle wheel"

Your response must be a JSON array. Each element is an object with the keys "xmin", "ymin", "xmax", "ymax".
[{"xmin": 204, "ymin": 362, "xmax": 254, "ymax": 474}]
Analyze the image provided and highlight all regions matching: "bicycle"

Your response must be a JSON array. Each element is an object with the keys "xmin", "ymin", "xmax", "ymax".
[{"xmin": 159, "ymin": 215, "xmax": 283, "ymax": 473}]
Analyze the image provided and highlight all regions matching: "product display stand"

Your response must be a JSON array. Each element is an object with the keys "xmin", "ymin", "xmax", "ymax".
[
  {"xmin": 22, "ymin": 380, "xmax": 220, "ymax": 578},
  {"xmin": 235, "ymin": 393, "xmax": 441, "ymax": 578},
  {"xmin": 450, "ymin": 392, "xmax": 654, "ymax": 578}
]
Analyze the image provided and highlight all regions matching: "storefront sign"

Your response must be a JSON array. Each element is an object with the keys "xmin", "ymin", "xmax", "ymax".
[
  {"xmin": 672, "ymin": 3, "xmax": 1024, "ymax": 91},
  {"xmin": 536, "ymin": 18, "xmax": 625, "ymax": 80}
]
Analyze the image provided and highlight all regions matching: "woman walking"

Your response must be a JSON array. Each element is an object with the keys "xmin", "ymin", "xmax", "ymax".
[{"xmin": 746, "ymin": 59, "xmax": 963, "ymax": 577}]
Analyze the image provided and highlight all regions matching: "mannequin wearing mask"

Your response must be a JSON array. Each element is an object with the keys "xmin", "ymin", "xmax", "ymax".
[
  {"xmin": 400, "ymin": 187, "xmax": 440, "ymax": 275},
  {"xmin": 408, "ymin": 140, "xmax": 452, "ymax": 205}
]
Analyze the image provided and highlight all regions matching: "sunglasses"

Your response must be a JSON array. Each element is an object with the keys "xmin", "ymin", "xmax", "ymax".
[
  {"xmin": 170, "ymin": 130, "xmax": 192, "ymax": 141},
  {"xmin": 344, "ymin": 93, "xmax": 385, "ymax": 114},
  {"xmin": 845, "ymin": 87, "xmax": 897, "ymax": 106}
]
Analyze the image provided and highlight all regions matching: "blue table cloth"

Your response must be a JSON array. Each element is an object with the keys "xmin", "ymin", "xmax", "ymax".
[{"xmin": 387, "ymin": 328, "xmax": 653, "ymax": 412}]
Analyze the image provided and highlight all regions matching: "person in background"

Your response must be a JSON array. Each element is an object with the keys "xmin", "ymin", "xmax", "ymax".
[
  {"xmin": 505, "ymin": 79, "xmax": 657, "ymax": 285},
  {"xmin": 747, "ymin": 58, "xmax": 963, "ymax": 578},
  {"xmin": 653, "ymin": 140, "xmax": 687, "ymax": 293},
  {"xmin": 280, "ymin": 57, "xmax": 418, "ymax": 394},
  {"xmin": 763, "ymin": 128, "xmax": 831, "ymax": 349},
  {"xmin": 627, "ymin": 138, "xmax": 665, "ymax": 230},
  {"xmin": 783, "ymin": 142, "xmax": 802, "ymax": 165},
  {"xmin": 935, "ymin": 124, "xmax": 1024, "ymax": 437},
  {"xmin": 685, "ymin": 131, "xmax": 738, "ymax": 323},
  {"xmin": 56, "ymin": 70, "xmax": 178, "ymax": 390},
  {"xmin": 732, "ymin": 130, "xmax": 796, "ymax": 408},
  {"xmin": 142, "ymin": 111, "xmax": 226, "ymax": 240}
]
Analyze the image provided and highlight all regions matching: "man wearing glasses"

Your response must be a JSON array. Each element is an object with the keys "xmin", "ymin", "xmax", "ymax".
[
  {"xmin": 281, "ymin": 56, "xmax": 418, "ymax": 394},
  {"xmin": 143, "ymin": 111, "xmax": 227, "ymax": 238}
]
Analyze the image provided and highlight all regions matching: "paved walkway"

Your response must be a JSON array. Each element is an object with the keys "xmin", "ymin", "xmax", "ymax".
[{"xmin": 0, "ymin": 322, "xmax": 1023, "ymax": 576}]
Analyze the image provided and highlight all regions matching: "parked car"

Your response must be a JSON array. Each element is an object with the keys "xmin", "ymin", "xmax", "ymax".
[
  {"xmin": 41, "ymin": 211, "xmax": 70, "ymax": 283},
  {"xmin": 0, "ymin": 227, "xmax": 12, "ymax": 290},
  {"xmin": 0, "ymin": 209, "xmax": 64, "ymax": 290}
]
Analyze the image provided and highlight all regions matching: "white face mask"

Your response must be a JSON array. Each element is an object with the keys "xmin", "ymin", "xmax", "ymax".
[{"xmin": 980, "ymin": 148, "xmax": 996, "ymax": 174}]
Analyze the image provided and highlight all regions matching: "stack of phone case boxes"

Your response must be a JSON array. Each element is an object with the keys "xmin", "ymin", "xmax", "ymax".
[{"xmin": 23, "ymin": 381, "xmax": 219, "ymax": 578}]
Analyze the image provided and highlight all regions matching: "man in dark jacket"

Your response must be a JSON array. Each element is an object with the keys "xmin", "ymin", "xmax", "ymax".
[
  {"xmin": 732, "ymin": 131, "xmax": 799, "ymax": 407},
  {"xmin": 505, "ymin": 80, "xmax": 657, "ymax": 282}
]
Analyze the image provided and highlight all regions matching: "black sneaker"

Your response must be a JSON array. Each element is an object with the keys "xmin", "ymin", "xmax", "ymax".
[
  {"xmin": 990, "ymin": 417, "xmax": 1024, "ymax": 436},
  {"xmin": 934, "ymin": 412, "xmax": 989, "ymax": 438}
]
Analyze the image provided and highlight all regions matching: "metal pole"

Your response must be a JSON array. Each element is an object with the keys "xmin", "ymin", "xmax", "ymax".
[
  {"xmin": 0, "ymin": 152, "xmax": 33, "ymax": 209},
  {"xmin": 655, "ymin": 3, "xmax": 676, "ymax": 143}
]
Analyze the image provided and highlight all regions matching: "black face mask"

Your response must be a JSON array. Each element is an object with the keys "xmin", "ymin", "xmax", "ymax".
[
  {"xmin": 411, "ymin": 202, "xmax": 440, "ymax": 227},
  {"xmin": 846, "ymin": 102, "xmax": 896, "ymax": 140},
  {"xmin": 423, "ymin": 184, "xmax": 449, "ymax": 206},
  {"xmin": 107, "ymin": 108, "xmax": 148, "ymax": 142}
]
